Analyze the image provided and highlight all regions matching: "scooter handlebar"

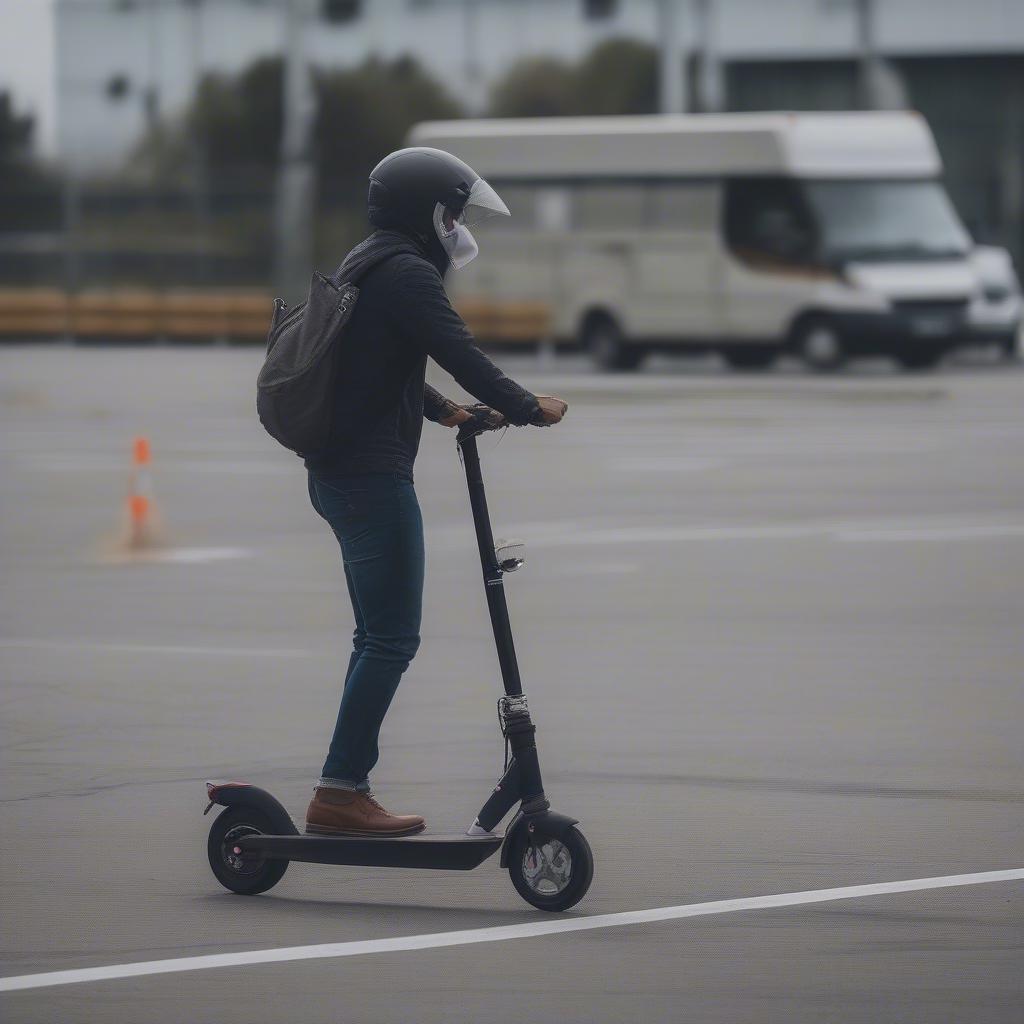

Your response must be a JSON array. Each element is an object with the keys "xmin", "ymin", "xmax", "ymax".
[
  {"xmin": 457, "ymin": 405, "xmax": 507, "ymax": 443},
  {"xmin": 456, "ymin": 394, "xmax": 567, "ymax": 443}
]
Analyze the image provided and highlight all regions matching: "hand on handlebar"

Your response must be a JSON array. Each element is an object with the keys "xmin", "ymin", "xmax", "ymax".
[
  {"xmin": 448, "ymin": 395, "xmax": 568, "ymax": 435},
  {"xmin": 442, "ymin": 403, "xmax": 507, "ymax": 431},
  {"xmin": 464, "ymin": 403, "xmax": 507, "ymax": 431},
  {"xmin": 439, "ymin": 406, "xmax": 473, "ymax": 428},
  {"xmin": 532, "ymin": 395, "xmax": 568, "ymax": 426}
]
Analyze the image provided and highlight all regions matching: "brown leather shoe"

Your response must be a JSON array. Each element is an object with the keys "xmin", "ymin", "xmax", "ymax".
[{"xmin": 304, "ymin": 787, "xmax": 425, "ymax": 837}]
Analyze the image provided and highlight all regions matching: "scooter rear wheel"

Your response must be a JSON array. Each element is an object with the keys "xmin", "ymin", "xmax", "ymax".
[
  {"xmin": 207, "ymin": 806, "xmax": 289, "ymax": 895},
  {"xmin": 508, "ymin": 825, "xmax": 593, "ymax": 912}
]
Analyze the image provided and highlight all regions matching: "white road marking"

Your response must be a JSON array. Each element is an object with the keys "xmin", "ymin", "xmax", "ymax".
[
  {"xmin": 1, "ymin": 868, "xmax": 1020, "ymax": 993},
  {"xmin": 0, "ymin": 639, "xmax": 312, "ymax": 658},
  {"xmin": 468, "ymin": 518, "xmax": 1024, "ymax": 550},
  {"xmin": 114, "ymin": 546, "xmax": 253, "ymax": 565},
  {"xmin": 837, "ymin": 524, "xmax": 1024, "ymax": 542},
  {"xmin": 535, "ymin": 524, "xmax": 814, "ymax": 546},
  {"xmin": 25, "ymin": 455, "xmax": 290, "ymax": 475}
]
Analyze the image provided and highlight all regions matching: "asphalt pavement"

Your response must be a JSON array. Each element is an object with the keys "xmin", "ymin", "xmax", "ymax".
[{"xmin": 1, "ymin": 345, "xmax": 1022, "ymax": 1022}]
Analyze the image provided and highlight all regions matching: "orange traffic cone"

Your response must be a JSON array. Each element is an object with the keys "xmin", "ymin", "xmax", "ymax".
[{"xmin": 126, "ymin": 436, "xmax": 159, "ymax": 549}]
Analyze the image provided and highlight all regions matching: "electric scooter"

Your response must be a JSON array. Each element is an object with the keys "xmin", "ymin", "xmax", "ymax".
[{"xmin": 203, "ymin": 418, "xmax": 594, "ymax": 912}]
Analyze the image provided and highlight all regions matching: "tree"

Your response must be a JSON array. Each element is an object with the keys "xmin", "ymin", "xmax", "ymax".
[
  {"xmin": 315, "ymin": 55, "xmax": 462, "ymax": 194},
  {"xmin": 123, "ymin": 54, "xmax": 462, "ymax": 269},
  {"xmin": 0, "ymin": 90, "xmax": 34, "ymax": 172},
  {"xmin": 488, "ymin": 38, "xmax": 658, "ymax": 119},
  {"xmin": 0, "ymin": 91, "xmax": 60, "ymax": 233},
  {"xmin": 128, "ymin": 54, "xmax": 460, "ymax": 193},
  {"xmin": 575, "ymin": 39, "xmax": 658, "ymax": 115},
  {"xmin": 191, "ymin": 57, "xmax": 284, "ymax": 174},
  {"xmin": 488, "ymin": 57, "xmax": 577, "ymax": 118}
]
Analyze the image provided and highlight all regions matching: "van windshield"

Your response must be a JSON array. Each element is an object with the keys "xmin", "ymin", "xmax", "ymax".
[{"xmin": 804, "ymin": 180, "xmax": 970, "ymax": 262}]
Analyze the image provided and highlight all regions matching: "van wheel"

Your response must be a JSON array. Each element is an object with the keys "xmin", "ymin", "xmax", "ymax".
[
  {"xmin": 792, "ymin": 316, "xmax": 847, "ymax": 373},
  {"xmin": 722, "ymin": 347, "xmax": 778, "ymax": 371},
  {"xmin": 581, "ymin": 315, "xmax": 644, "ymax": 371}
]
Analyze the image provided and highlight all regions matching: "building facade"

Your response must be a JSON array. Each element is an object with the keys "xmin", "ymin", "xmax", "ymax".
[{"xmin": 49, "ymin": 0, "xmax": 1024, "ymax": 260}]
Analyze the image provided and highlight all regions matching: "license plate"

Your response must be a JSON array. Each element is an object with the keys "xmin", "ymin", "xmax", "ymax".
[{"xmin": 911, "ymin": 315, "xmax": 954, "ymax": 336}]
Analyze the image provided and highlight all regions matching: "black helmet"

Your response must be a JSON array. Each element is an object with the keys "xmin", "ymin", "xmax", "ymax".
[{"xmin": 368, "ymin": 147, "xmax": 509, "ymax": 269}]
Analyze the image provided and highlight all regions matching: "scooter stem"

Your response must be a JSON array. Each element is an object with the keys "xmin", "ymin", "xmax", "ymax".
[{"xmin": 457, "ymin": 430, "xmax": 524, "ymax": 697}]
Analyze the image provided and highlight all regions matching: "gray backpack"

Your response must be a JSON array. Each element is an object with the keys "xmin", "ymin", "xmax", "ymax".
[{"xmin": 256, "ymin": 241, "xmax": 411, "ymax": 456}]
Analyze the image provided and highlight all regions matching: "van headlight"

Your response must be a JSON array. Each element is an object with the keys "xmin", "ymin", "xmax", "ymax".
[{"xmin": 983, "ymin": 285, "xmax": 1011, "ymax": 303}]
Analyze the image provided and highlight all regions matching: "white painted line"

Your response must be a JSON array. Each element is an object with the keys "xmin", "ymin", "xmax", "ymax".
[
  {"xmin": 536, "ymin": 524, "xmax": 813, "ymax": 546},
  {"xmin": 123, "ymin": 546, "xmax": 253, "ymax": 565},
  {"xmin": 1, "ymin": 868, "xmax": 1020, "ymax": 993},
  {"xmin": 838, "ymin": 524, "xmax": 1024, "ymax": 543},
  {"xmin": 0, "ymin": 639, "xmax": 312, "ymax": 659},
  {"xmin": 26, "ymin": 456, "xmax": 289, "ymax": 476},
  {"xmin": 426, "ymin": 515, "xmax": 1024, "ymax": 553},
  {"xmin": 482, "ymin": 518, "xmax": 1024, "ymax": 550}
]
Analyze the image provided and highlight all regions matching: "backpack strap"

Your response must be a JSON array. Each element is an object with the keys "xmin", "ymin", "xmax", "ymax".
[{"xmin": 328, "ymin": 234, "xmax": 422, "ymax": 288}]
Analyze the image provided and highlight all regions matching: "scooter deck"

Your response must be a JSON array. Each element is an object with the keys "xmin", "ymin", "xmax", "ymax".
[{"xmin": 238, "ymin": 832, "xmax": 503, "ymax": 871}]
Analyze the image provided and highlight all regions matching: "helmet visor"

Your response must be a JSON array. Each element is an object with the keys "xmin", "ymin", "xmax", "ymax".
[{"xmin": 460, "ymin": 177, "xmax": 511, "ymax": 227}]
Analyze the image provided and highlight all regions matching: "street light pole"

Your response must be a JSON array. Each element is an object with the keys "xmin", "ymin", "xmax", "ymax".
[
  {"xmin": 55, "ymin": 0, "xmax": 81, "ymax": 338},
  {"xmin": 694, "ymin": 0, "xmax": 722, "ymax": 113},
  {"xmin": 274, "ymin": 0, "xmax": 317, "ymax": 303},
  {"xmin": 855, "ymin": 0, "xmax": 906, "ymax": 110},
  {"xmin": 657, "ymin": 0, "xmax": 686, "ymax": 115},
  {"xmin": 462, "ymin": 0, "xmax": 484, "ymax": 113},
  {"xmin": 184, "ymin": 0, "xmax": 212, "ymax": 285}
]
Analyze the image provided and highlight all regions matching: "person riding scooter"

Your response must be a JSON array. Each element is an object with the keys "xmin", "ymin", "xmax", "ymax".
[{"xmin": 303, "ymin": 147, "xmax": 567, "ymax": 838}]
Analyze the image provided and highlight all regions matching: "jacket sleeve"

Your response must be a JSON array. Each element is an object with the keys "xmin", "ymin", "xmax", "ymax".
[
  {"xmin": 389, "ymin": 260, "xmax": 541, "ymax": 426},
  {"xmin": 423, "ymin": 383, "xmax": 459, "ymax": 423}
]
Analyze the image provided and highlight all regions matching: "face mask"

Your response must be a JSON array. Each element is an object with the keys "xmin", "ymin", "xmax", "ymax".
[
  {"xmin": 431, "ymin": 178, "xmax": 510, "ymax": 271},
  {"xmin": 433, "ymin": 203, "xmax": 479, "ymax": 270}
]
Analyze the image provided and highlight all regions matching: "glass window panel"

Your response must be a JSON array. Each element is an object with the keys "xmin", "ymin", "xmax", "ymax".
[
  {"xmin": 574, "ymin": 185, "xmax": 645, "ymax": 229},
  {"xmin": 647, "ymin": 183, "xmax": 716, "ymax": 229}
]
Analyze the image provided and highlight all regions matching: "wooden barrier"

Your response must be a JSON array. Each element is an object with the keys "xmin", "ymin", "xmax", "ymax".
[
  {"xmin": 455, "ymin": 297, "xmax": 552, "ymax": 342},
  {"xmin": 0, "ymin": 289, "xmax": 553, "ymax": 344},
  {"xmin": 0, "ymin": 289, "xmax": 272, "ymax": 341}
]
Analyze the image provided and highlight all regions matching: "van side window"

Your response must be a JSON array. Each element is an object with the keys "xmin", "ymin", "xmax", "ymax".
[
  {"xmin": 724, "ymin": 178, "xmax": 815, "ymax": 265},
  {"xmin": 536, "ymin": 187, "xmax": 571, "ymax": 231},
  {"xmin": 647, "ymin": 182, "xmax": 717, "ymax": 230},
  {"xmin": 575, "ymin": 185, "xmax": 645, "ymax": 229}
]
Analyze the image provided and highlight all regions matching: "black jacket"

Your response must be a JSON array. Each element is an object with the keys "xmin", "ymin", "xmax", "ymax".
[{"xmin": 304, "ymin": 230, "xmax": 541, "ymax": 480}]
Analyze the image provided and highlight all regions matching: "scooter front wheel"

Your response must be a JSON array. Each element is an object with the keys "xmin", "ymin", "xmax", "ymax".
[
  {"xmin": 508, "ymin": 824, "xmax": 593, "ymax": 912},
  {"xmin": 207, "ymin": 806, "xmax": 289, "ymax": 895}
]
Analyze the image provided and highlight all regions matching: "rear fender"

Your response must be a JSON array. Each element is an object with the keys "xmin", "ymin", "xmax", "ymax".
[
  {"xmin": 203, "ymin": 780, "xmax": 298, "ymax": 836},
  {"xmin": 499, "ymin": 809, "xmax": 579, "ymax": 868}
]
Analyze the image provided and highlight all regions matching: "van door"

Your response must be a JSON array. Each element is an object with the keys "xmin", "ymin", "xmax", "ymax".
[
  {"xmin": 720, "ymin": 177, "xmax": 823, "ymax": 342},
  {"xmin": 558, "ymin": 184, "xmax": 636, "ymax": 339},
  {"xmin": 565, "ymin": 182, "xmax": 722, "ymax": 343},
  {"xmin": 452, "ymin": 185, "xmax": 562, "ymax": 343},
  {"xmin": 632, "ymin": 182, "xmax": 722, "ymax": 342}
]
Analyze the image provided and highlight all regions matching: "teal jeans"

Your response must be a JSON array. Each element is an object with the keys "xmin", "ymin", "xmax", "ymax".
[{"xmin": 308, "ymin": 471, "xmax": 424, "ymax": 788}]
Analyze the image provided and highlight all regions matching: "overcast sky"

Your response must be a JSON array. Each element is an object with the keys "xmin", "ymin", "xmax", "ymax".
[{"xmin": 1, "ymin": 0, "xmax": 56, "ymax": 157}]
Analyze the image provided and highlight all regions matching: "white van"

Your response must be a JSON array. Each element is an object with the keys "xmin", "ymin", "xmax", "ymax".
[{"xmin": 409, "ymin": 112, "xmax": 1021, "ymax": 371}]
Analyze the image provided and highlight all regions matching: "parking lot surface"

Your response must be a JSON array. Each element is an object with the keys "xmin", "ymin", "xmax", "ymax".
[{"xmin": 2, "ymin": 346, "xmax": 1022, "ymax": 1022}]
